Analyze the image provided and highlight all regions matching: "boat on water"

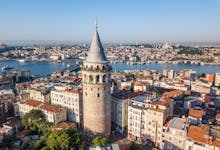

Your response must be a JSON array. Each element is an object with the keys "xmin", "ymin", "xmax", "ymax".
[
  {"xmin": 17, "ymin": 59, "xmax": 25, "ymax": 62},
  {"xmin": 2, "ymin": 65, "xmax": 13, "ymax": 71}
]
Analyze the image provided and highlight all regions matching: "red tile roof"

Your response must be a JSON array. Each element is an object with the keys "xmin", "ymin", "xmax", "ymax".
[
  {"xmin": 187, "ymin": 125, "xmax": 220, "ymax": 147},
  {"xmin": 188, "ymin": 109, "xmax": 205, "ymax": 119},
  {"xmin": 52, "ymin": 121, "xmax": 77, "ymax": 130},
  {"xmin": 112, "ymin": 91, "xmax": 142, "ymax": 100},
  {"xmin": 150, "ymin": 97, "xmax": 173, "ymax": 107},
  {"xmin": 25, "ymin": 100, "xmax": 42, "ymax": 107},
  {"xmin": 163, "ymin": 90, "xmax": 185, "ymax": 98},
  {"xmin": 40, "ymin": 104, "xmax": 62, "ymax": 113},
  {"xmin": 134, "ymin": 81, "xmax": 149, "ymax": 86}
]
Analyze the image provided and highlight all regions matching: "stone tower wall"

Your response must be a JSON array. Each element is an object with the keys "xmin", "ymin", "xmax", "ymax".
[{"xmin": 82, "ymin": 64, "xmax": 111, "ymax": 136}]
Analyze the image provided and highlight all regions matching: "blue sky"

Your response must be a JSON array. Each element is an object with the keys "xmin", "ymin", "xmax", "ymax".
[{"xmin": 0, "ymin": 0, "xmax": 220, "ymax": 43}]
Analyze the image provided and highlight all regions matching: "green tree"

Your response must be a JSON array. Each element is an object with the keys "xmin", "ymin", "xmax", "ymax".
[
  {"xmin": 22, "ymin": 109, "xmax": 45, "ymax": 129},
  {"xmin": 34, "ymin": 138, "xmax": 46, "ymax": 149},
  {"xmin": 40, "ymin": 128, "xmax": 81, "ymax": 150},
  {"xmin": 92, "ymin": 136, "xmax": 109, "ymax": 147},
  {"xmin": 100, "ymin": 137, "xmax": 108, "ymax": 146},
  {"xmin": 47, "ymin": 130, "xmax": 70, "ymax": 150},
  {"xmin": 153, "ymin": 88, "xmax": 161, "ymax": 97},
  {"xmin": 22, "ymin": 109, "xmax": 52, "ymax": 134}
]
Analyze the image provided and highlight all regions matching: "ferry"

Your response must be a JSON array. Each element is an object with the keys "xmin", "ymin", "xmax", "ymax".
[
  {"xmin": 2, "ymin": 65, "xmax": 13, "ymax": 71},
  {"xmin": 17, "ymin": 59, "xmax": 25, "ymax": 63}
]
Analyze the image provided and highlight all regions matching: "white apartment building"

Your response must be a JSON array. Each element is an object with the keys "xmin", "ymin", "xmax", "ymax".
[
  {"xmin": 17, "ymin": 90, "xmax": 30, "ymax": 103},
  {"xmin": 215, "ymin": 72, "xmax": 220, "ymax": 86},
  {"xmin": 133, "ymin": 81, "xmax": 151, "ymax": 92},
  {"xmin": 128, "ymin": 95, "xmax": 148, "ymax": 143},
  {"xmin": 111, "ymin": 91, "xmax": 141, "ymax": 134},
  {"xmin": 50, "ymin": 87, "xmax": 83, "ymax": 125},
  {"xmin": 17, "ymin": 99, "xmax": 67, "ymax": 124},
  {"xmin": 29, "ymin": 88, "xmax": 51, "ymax": 103},
  {"xmin": 191, "ymin": 81, "xmax": 211, "ymax": 94},
  {"xmin": 145, "ymin": 97, "xmax": 173, "ymax": 148},
  {"xmin": 168, "ymin": 70, "xmax": 175, "ymax": 79},
  {"xmin": 162, "ymin": 117, "xmax": 188, "ymax": 150},
  {"xmin": 160, "ymin": 81, "xmax": 189, "ymax": 91},
  {"xmin": 128, "ymin": 95, "xmax": 173, "ymax": 149},
  {"xmin": 116, "ymin": 80, "xmax": 133, "ymax": 90}
]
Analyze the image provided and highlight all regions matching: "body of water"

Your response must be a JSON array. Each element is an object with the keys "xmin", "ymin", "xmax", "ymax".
[{"xmin": 0, "ymin": 60, "xmax": 220, "ymax": 76}]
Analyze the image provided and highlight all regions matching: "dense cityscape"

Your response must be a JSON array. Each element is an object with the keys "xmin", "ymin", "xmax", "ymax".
[
  {"xmin": 1, "ymin": 26, "xmax": 220, "ymax": 150},
  {"xmin": 1, "ymin": 42, "xmax": 220, "ymax": 65},
  {"xmin": 1, "ymin": 1, "xmax": 220, "ymax": 150}
]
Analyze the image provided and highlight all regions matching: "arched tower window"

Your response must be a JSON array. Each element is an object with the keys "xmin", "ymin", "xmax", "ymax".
[
  {"xmin": 91, "ymin": 65, "xmax": 93, "ymax": 70},
  {"xmin": 96, "ymin": 65, "xmax": 100, "ymax": 70},
  {"xmin": 96, "ymin": 75, "xmax": 100, "ymax": 83},
  {"xmin": 89, "ymin": 75, "xmax": 93, "ymax": 82},
  {"xmin": 102, "ymin": 66, "xmax": 105, "ymax": 71},
  {"xmin": 103, "ymin": 75, "xmax": 106, "ymax": 83}
]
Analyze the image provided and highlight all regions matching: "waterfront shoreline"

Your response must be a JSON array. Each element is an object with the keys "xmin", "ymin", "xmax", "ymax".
[
  {"xmin": 1, "ymin": 60, "xmax": 220, "ymax": 76},
  {"xmin": 1, "ymin": 58, "xmax": 220, "ymax": 66}
]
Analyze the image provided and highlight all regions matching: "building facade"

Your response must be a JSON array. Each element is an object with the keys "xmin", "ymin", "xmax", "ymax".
[
  {"xmin": 128, "ymin": 96, "xmax": 148, "ymax": 143},
  {"xmin": 17, "ymin": 100, "xmax": 67, "ymax": 124},
  {"xmin": 128, "ymin": 95, "xmax": 173, "ymax": 149},
  {"xmin": 111, "ymin": 91, "xmax": 140, "ymax": 134},
  {"xmin": 51, "ymin": 87, "xmax": 83, "ymax": 125},
  {"xmin": 215, "ymin": 72, "xmax": 220, "ymax": 87},
  {"xmin": 145, "ymin": 97, "xmax": 173, "ymax": 148},
  {"xmin": 29, "ymin": 88, "xmax": 51, "ymax": 103},
  {"xmin": 162, "ymin": 117, "xmax": 188, "ymax": 150},
  {"xmin": 185, "ymin": 125, "xmax": 220, "ymax": 150}
]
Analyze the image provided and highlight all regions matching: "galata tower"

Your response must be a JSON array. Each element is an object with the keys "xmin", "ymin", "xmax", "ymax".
[{"xmin": 82, "ymin": 22, "xmax": 112, "ymax": 136}]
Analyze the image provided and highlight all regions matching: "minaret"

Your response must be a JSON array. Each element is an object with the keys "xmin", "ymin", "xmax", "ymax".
[{"xmin": 82, "ymin": 21, "xmax": 112, "ymax": 136}]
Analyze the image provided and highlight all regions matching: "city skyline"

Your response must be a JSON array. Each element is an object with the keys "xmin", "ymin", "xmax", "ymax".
[
  {"xmin": 0, "ymin": 0, "xmax": 220, "ymax": 43},
  {"xmin": 1, "ymin": 2, "xmax": 220, "ymax": 149}
]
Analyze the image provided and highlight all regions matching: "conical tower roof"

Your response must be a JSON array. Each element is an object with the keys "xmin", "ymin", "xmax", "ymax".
[{"xmin": 85, "ymin": 22, "xmax": 107, "ymax": 63}]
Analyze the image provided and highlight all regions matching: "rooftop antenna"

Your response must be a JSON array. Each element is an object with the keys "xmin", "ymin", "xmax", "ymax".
[{"xmin": 95, "ymin": 17, "xmax": 98, "ymax": 31}]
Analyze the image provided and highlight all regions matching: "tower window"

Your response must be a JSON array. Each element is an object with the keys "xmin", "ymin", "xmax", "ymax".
[
  {"xmin": 97, "ymin": 93, "xmax": 100, "ymax": 97},
  {"xmin": 89, "ymin": 75, "xmax": 93, "ymax": 82},
  {"xmin": 96, "ymin": 65, "xmax": 100, "ymax": 70},
  {"xmin": 85, "ymin": 92, "xmax": 87, "ymax": 96},
  {"xmin": 96, "ymin": 75, "xmax": 100, "ymax": 83},
  {"xmin": 103, "ymin": 75, "xmax": 106, "ymax": 83}
]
